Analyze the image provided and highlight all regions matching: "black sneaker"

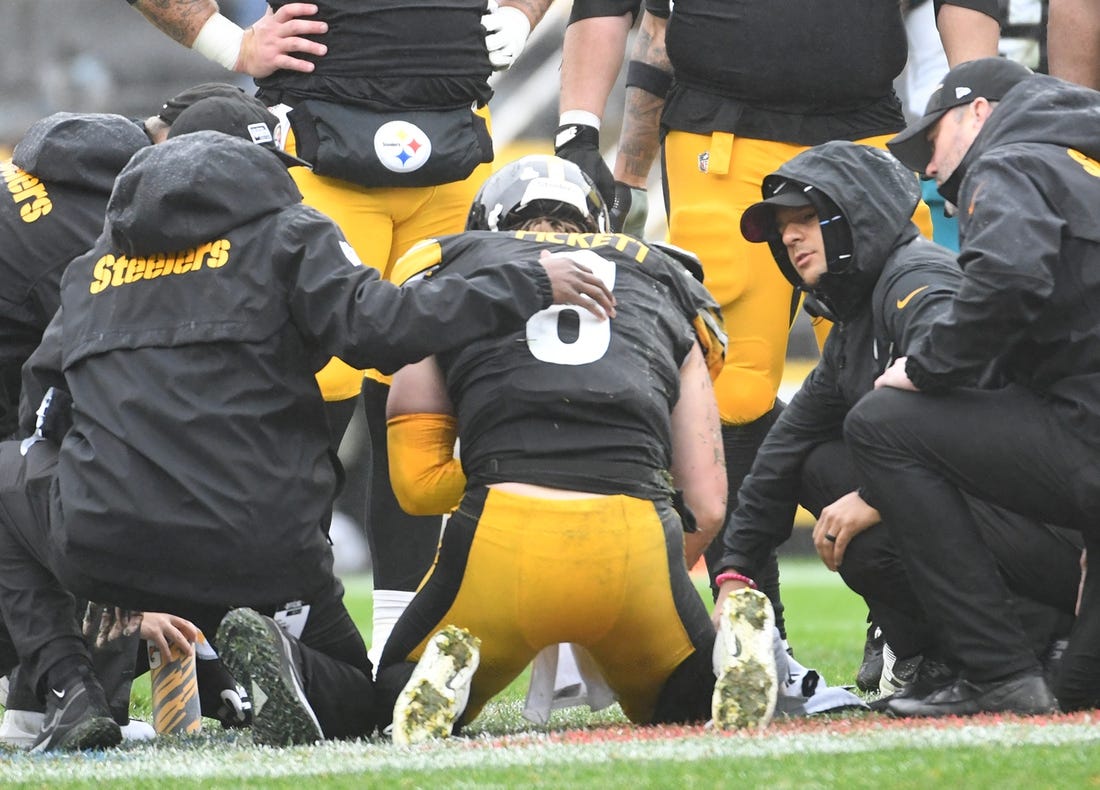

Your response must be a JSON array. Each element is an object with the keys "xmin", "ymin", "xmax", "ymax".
[
  {"xmin": 196, "ymin": 654, "xmax": 253, "ymax": 730},
  {"xmin": 879, "ymin": 644, "xmax": 922, "ymax": 695},
  {"xmin": 216, "ymin": 608, "xmax": 323, "ymax": 747},
  {"xmin": 886, "ymin": 671, "xmax": 1056, "ymax": 718},
  {"xmin": 1041, "ymin": 637, "xmax": 1069, "ymax": 693},
  {"xmin": 30, "ymin": 665, "xmax": 122, "ymax": 752},
  {"xmin": 869, "ymin": 656, "xmax": 957, "ymax": 712},
  {"xmin": 856, "ymin": 625, "xmax": 885, "ymax": 693}
]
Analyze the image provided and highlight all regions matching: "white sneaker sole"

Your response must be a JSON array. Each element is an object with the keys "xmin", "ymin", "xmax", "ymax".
[
  {"xmin": 712, "ymin": 588, "xmax": 778, "ymax": 731},
  {"xmin": 392, "ymin": 625, "xmax": 480, "ymax": 746}
]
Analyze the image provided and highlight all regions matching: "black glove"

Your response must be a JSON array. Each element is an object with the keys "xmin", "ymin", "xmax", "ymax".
[
  {"xmin": 33, "ymin": 386, "xmax": 73, "ymax": 443},
  {"xmin": 82, "ymin": 602, "xmax": 142, "ymax": 648},
  {"xmin": 671, "ymin": 489, "xmax": 698, "ymax": 533},
  {"xmin": 609, "ymin": 181, "xmax": 649, "ymax": 236},
  {"xmin": 554, "ymin": 123, "xmax": 615, "ymax": 205}
]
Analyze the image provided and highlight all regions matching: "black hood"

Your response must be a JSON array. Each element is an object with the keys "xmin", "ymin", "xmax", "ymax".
[
  {"xmin": 938, "ymin": 75, "xmax": 1100, "ymax": 205},
  {"xmin": 106, "ymin": 131, "xmax": 303, "ymax": 256},
  {"xmin": 12, "ymin": 112, "xmax": 149, "ymax": 194},
  {"xmin": 761, "ymin": 141, "xmax": 920, "ymax": 321}
]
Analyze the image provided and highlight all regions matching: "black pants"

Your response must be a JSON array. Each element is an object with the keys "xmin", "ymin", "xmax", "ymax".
[
  {"xmin": 0, "ymin": 440, "xmax": 377, "ymax": 738},
  {"xmin": 706, "ymin": 404, "xmax": 786, "ymax": 638},
  {"xmin": 800, "ymin": 438, "xmax": 1080, "ymax": 661},
  {"xmin": 360, "ymin": 377, "xmax": 442, "ymax": 591},
  {"xmin": 845, "ymin": 384, "xmax": 1096, "ymax": 685}
]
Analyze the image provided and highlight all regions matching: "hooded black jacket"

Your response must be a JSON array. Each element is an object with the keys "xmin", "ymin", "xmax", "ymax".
[
  {"xmin": 907, "ymin": 75, "xmax": 1100, "ymax": 446},
  {"xmin": 0, "ymin": 113, "xmax": 148, "ymax": 438},
  {"xmin": 716, "ymin": 142, "xmax": 963, "ymax": 581},
  {"xmin": 31, "ymin": 131, "xmax": 554, "ymax": 611}
]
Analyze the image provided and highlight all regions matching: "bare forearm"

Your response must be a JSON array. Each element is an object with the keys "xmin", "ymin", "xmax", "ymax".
[
  {"xmin": 129, "ymin": 0, "xmax": 218, "ymax": 47},
  {"xmin": 613, "ymin": 12, "xmax": 668, "ymax": 187},
  {"xmin": 502, "ymin": 0, "xmax": 555, "ymax": 30},
  {"xmin": 936, "ymin": 4, "xmax": 1000, "ymax": 66},
  {"xmin": 1049, "ymin": 0, "xmax": 1100, "ymax": 89},
  {"xmin": 560, "ymin": 14, "xmax": 633, "ymax": 118}
]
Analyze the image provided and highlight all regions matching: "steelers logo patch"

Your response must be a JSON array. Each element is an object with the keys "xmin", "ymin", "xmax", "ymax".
[{"xmin": 374, "ymin": 120, "xmax": 432, "ymax": 173}]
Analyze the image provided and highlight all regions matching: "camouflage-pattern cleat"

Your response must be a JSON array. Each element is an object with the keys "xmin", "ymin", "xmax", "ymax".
[
  {"xmin": 712, "ymin": 588, "xmax": 778, "ymax": 731},
  {"xmin": 392, "ymin": 625, "xmax": 481, "ymax": 746},
  {"xmin": 216, "ymin": 608, "xmax": 323, "ymax": 747}
]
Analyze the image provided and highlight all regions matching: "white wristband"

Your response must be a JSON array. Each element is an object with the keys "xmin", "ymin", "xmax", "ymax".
[
  {"xmin": 558, "ymin": 110, "xmax": 601, "ymax": 131},
  {"xmin": 191, "ymin": 13, "xmax": 245, "ymax": 71}
]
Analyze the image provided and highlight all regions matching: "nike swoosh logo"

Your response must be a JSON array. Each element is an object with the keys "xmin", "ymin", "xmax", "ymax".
[
  {"xmin": 896, "ymin": 285, "xmax": 930, "ymax": 309},
  {"xmin": 51, "ymin": 687, "xmax": 66, "ymax": 700}
]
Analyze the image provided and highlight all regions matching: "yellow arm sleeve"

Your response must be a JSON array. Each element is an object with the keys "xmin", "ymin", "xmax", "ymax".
[{"xmin": 386, "ymin": 412, "xmax": 467, "ymax": 516}]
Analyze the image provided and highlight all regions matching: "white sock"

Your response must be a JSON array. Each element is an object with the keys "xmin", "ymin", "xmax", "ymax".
[{"xmin": 368, "ymin": 589, "xmax": 417, "ymax": 678}]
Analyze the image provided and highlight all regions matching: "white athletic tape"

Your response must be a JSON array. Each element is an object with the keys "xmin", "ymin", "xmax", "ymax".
[
  {"xmin": 192, "ymin": 13, "xmax": 244, "ymax": 71},
  {"xmin": 558, "ymin": 110, "xmax": 602, "ymax": 131}
]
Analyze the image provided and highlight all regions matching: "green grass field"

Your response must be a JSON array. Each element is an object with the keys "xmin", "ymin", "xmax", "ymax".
[{"xmin": 3, "ymin": 558, "xmax": 1099, "ymax": 788}]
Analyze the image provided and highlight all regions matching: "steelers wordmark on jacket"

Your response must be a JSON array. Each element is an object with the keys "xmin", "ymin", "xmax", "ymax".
[
  {"xmin": 88, "ymin": 240, "xmax": 232, "ymax": 294},
  {"xmin": 1, "ymin": 160, "xmax": 52, "ymax": 223}
]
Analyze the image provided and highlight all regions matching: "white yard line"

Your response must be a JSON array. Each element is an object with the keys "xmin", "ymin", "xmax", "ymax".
[{"xmin": 2, "ymin": 717, "xmax": 1097, "ymax": 782}]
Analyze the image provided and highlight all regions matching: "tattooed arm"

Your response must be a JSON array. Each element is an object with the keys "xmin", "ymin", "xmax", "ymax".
[
  {"xmin": 127, "ymin": 0, "xmax": 218, "ymax": 46},
  {"xmin": 126, "ymin": 0, "xmax": 327, "ymax": 77},
  {"xmin": 613, "ymin": 10, "xmax": 669, "ymax": 191},
  {"xmin": 501, "ymin": 0, "xmax": 556, "ymax": 29}
]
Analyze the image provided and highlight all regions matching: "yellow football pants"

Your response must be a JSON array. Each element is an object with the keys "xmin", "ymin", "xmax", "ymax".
[
  {"xmin": 285, "ymin": 109, "xmax": 494, "ymax": 399},
  {"xmin": 663, "ymin": 131, "xmax": 933, "ymax": 425},
  {"xmin": 395, "ymin": 487, "xmax": 715, "ymax": 724}
]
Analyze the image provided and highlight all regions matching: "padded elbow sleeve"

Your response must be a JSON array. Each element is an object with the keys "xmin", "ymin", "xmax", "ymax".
[{"xmin": 387, "ymin": 413, "xmax": 466, "ymax": 516}]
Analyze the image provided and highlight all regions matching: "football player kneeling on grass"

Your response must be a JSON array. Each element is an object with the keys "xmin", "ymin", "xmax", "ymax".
[{"xmin": 376, "ymin": 155, "xmax": 780, "ymax": 743}]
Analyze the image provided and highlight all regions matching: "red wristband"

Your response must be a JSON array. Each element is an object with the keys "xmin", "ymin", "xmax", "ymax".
[{"xmin": 715, "ymin": 571, "xmax": 757, "ymax": 590}]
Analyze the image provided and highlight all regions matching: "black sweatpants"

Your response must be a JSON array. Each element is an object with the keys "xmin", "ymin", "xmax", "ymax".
[
  {"xmin": 799, "ymin": 437, "xmax": 1080, "ymax": 661},
  {"xmin": 845, "ymin": 384, "xmax": 1096, "ymax": 685},
  {"xmin": 0, "ymin": 440, "xmax": 377, "ymax": 738},
  {"xmin": 707, "ymin": 404, "xmax": 786, "ymax": 638},
  {"xmin": 360, "ymin": 377, "xmax": 442, "ymax": 591}
]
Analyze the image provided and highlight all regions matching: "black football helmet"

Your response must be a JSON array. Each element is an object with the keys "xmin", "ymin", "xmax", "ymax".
[{"xmin": 466, "ymin": 154, "xmax": 609, "ymax": 233}]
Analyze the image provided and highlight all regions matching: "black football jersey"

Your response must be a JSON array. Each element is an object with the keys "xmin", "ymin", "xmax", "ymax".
[{"xmin": 397, "ymin": 230, "xmax": 723, "ymax": 498}]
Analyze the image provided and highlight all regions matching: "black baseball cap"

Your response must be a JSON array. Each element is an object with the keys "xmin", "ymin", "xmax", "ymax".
[
  {"xmin": 167, "ymin": 94, "xmax": 312, "ymax": 169},
  {"xmin": 157, "ymin": 82, "xmax": 247, "ymax": 125},
  {"xmin": 888, "ymin": 57, "xmax": 1034, "ymax": 173},
  {"xmin": 740, "ymin": 180, "xmax": 814, "ymax": 243}
]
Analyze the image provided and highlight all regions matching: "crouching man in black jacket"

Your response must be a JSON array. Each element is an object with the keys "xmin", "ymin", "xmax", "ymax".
[
  {"xmin": 849, "ymin": 58, "xmax": 1100, "ymax": 717},
  {"xmin": 710, "ymin": 139, "xmax": 1082, "ymax": 712},
  {"xmin": 0, "ymin": 96, "xmax": 614, "ymax": 751}
]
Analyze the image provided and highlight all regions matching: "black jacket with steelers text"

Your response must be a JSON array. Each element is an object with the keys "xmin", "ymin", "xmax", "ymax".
[
  {"xmin": 715, "ymin": 142, "xmax": 964, "ymax": 582},
  {"xmin": 393, "ymin": 230, "xmax": 726, "ymax": 500},
  {"xmin": 28, "ymin": 131, "xmax": 556, "ymax": 611},
  {"xmin": 906, "ymin": 75, "xmax": 1100, "ymax": 446},
  {"xmin": 0, "ymin": 113, "xmax": 148, "ymax": 438}
]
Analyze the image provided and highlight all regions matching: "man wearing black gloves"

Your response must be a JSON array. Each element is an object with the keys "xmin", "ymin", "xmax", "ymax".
[
  {"xmin": 0, "ymin": 98, "xmax": 613, "ymax": 751},
  {"xmin": 711, "ymin": 140, "xmax": 1082, "ymax": 705},
  {"xmin": 554, "ymin": 0, "xmax": 643, "ymax": 231},
  {"xmin": 848, "ymin": 58, "xmax": 1100, "ymax": 716}
]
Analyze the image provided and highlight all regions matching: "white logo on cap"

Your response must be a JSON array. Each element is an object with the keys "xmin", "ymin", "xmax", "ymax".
[
  {"xmin": 374, "ymin": 121, "xmax": 432, "ymax": 173},
  {"xmin": 955, "ymin": 87, "xmax": 973, "ymax": 99},
  {"xmin": 247, "ymin": 122, "xmax": 274, "ymax": 145}
]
